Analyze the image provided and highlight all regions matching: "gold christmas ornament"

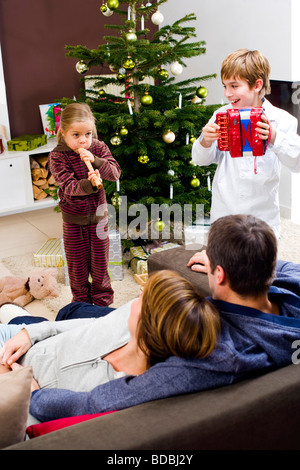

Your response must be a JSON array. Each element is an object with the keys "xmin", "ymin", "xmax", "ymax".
[
  {"xmin": 111, "ymin": 192, "xmax": 122, "ymax": 206},
  {"xmin": 191, "ymin": 176, "xmax": 200, "ymax": 188},
  {"xmin": 120, "ymin": 126, "xmax": 128, "ymax": 136},
  {"xmin": 100, "ymin": 4, "xmax": 107, "ymax": 12},
  {"xmin": 158, "ymin": 68, "xmax": 169, "ymax": 80},
  {"xmin": 123, "ymin": 57, "xmax": 135, "ymax": 70},
  {"xmin": 162, "ymin": 130, "xmax": 175, "ymax": 143},
  {"xmin": 126, "ymin": 30, "xmax": 137, "ymax": 43},
  {"xmin": 110, "ymin": 134, "xmax": 122, "ymax": 146},
  {"xmin": 75, "ymin": 60, "xmax": 89, "ymax": 74},
  {"xmin": 190, "ymin": 135, "xmax": 196, "ymax": 143},
  {"xmin": 141, "ymin": 92, "xmax": 153, "ymax": 106},
  {"xmin": 116, "ymin": 72, "xmax": 126, "ymax": 81},
  {"xmin": 154, "ymin": 218, "xmax": 165, "ymax": 232},
  {"xmin": 196, "ymin": 86, "xmax": 208, "ymax": 98},
  {"xmin": 98, "ymin": 89, "xmax": 105, "ymax": 96},
  {"xmin": 138, "ymin": 155, "xmax": 149, "ymax": 164},
  {"xmin": 107, "ymin": 0, "xmax": 119, "ymax": 9}
]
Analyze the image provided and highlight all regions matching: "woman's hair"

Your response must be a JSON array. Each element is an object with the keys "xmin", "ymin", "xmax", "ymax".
[
  {"xmin": 57, "ymin": 102, "xmax": 97, "ymax": 144},
  {"xmin": 221, "ymin": 49, "xmax": 271, "ymax": 97},
  {"xmin": 137, "ymin": 270, "xmax": 220, "ymax": 367},
  {"xmin": 206, "ymin": 214, "xmax": 277, "ymax": 297}
]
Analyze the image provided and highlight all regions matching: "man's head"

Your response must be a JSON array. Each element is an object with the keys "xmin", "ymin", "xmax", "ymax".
[
  {"xmin": 206, "ymin": 215, "xmax": 277, "ymax": 298},
  {"xmin": 221, "ymin": 49, "xmax": 271, "ymax": 101}
]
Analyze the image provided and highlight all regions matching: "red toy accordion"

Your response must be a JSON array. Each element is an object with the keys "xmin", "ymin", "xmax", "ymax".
[{"xmin": 216, "ymin": 107, "xmax": 270, "ymax": 158}]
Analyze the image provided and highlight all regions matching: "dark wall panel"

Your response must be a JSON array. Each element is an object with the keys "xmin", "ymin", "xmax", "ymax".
[{"xmin": 0, "ymin": 0, "xmax": 150, "ymax": 137}]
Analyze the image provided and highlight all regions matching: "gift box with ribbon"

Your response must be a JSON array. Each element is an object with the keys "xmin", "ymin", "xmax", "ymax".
[{"xmin": 128, "ymin": 246, "xmax": 148, "ymax": 275}]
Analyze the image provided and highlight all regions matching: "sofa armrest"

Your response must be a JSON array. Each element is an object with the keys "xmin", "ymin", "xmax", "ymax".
[{"xmin": 148, "ymin": 246, "xmax": 211, "ymax": 296}]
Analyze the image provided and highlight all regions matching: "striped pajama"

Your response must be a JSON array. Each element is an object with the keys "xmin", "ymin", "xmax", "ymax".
[{"xmin": 63, "ymin": 220, "xmax": 113, "ymax": 306}]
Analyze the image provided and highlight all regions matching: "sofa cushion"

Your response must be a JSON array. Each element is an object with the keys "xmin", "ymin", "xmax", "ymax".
[
  {"xmin": 0, "ymin": 366, "xmax": 33, "ymax": 449},
  {"xmin": 148, "ymin": 246, "xmax": 211, "ymax": 296},
  {"xmin": 26, "ymin": 411, "xmax": 117, "ymax": 438}
]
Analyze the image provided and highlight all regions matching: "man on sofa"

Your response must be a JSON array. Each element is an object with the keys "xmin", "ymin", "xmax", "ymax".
[{"xmin": 2, "ymin": 214, "xmax": 300, "ymax": 423}]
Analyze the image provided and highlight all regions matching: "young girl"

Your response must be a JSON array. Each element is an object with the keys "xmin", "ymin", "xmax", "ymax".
[{"xmin": 49, "ymin": 102, "xmax": 121, "ymax": 306}]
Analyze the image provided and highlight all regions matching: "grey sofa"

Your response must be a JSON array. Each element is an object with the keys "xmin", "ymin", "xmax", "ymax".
[
  {"xmin": 6, "ymin": 363, "xmax": 300, "ymax": 450},
  {"xmin": 5, "ymin": 246, "xmax": 300, "ymax": 450}
]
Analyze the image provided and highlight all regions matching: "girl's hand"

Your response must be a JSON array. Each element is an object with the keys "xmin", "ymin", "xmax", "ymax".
[
  {"xmin": 11, "ymin": 363, "xmax": 40, "ymax": 392},
  {"xmin": 256, "ymin": 114, "xmax": 276, "ymax": 145},
  {"xmin": 88, "ymin": 169, "xmax": 102, "ymax": 187},
  {"xmin": 187, "ymin": 250, "xmax": 209, "ymax": 273},
  {"xmin": 201, "ymin": 123, "xmax": 220, "ymax": 148},
  {"xmin": 78, "ymin": 148, "xmax": 95, "ymax": 163},
  {"xmin": 0, "ymin": 329, "xmax": 32, "ymax": 367}
]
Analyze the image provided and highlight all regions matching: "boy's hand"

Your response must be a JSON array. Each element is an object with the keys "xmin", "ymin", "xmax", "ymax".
[
  {"xmin": 78, "ymin": 148, "xmax": 95, "ymax": 163},
  {"xmin": 200, "ymin": 123, "xmax": 220, "ymax": 148},
  {"xmin": 256, "ymin": 114, "xmax": 276, "ymax": 145}
]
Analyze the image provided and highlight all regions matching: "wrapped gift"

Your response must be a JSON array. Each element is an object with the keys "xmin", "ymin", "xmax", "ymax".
[
  {"xmin": 184, "ymin": 225, "xmax": 210, "ymax": 250},
  {"xmin": 109, "ymin": 230, "xmax": 123, "ymax": 280},
  {"xmin": 7, "ymin": 134, "xmax": 47, "ymax": 151},
  {"xmin": 35, "ymin": 233, "xmax": 123, "ymax": 283},
  {"xmin": 150, "ymin": 242, "xmax": 180, "ymax": 254},
  {"xmin": 129, "ymin": 246, "xmax": 148, "ymax": 274},
  {"xmin": 39, "ymin": 103, "xmax": 61, "ymax": 138},
  {"xmin": 34, "ymin": 238, "xmax": 63, "ymax": 268}
]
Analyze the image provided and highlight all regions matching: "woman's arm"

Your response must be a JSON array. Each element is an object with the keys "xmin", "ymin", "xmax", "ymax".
[{"xmin": 0, "ymin": 319, "xmax": 94, "ymax": 367}]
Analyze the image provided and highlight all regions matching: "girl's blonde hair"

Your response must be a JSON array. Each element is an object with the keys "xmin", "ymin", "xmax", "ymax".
[
  {"xmin": 57, "ymin": 102, "xmax": 97, "ymax": 144},
  {"xmin": 137, "ymin": 270, "xmax": 220, "ymax": 367},
  {"xmin": 221, "ymin": 49, "xmax": 271, "ymax": 98}
]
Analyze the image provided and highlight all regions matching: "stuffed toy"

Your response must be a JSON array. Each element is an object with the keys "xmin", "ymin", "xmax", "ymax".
[{"xmin": 0, "ymin": 268, "xmax": 59, "ymax": 308}]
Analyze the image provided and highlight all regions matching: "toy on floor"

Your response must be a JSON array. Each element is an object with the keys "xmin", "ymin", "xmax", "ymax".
[{"xmin": 0, "ymin": 268, "xmax": 59, "ymax": 308}]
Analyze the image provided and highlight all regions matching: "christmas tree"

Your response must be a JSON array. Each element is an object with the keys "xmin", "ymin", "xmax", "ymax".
[{"xmin": 62, "ymin": 0, "xmax": 219, "ymax": 233}]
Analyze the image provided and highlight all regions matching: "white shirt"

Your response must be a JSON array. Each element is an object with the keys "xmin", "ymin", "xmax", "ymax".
[{"xmin": 192, "ymin": 99, "xmax": 300, "ymax": 238}]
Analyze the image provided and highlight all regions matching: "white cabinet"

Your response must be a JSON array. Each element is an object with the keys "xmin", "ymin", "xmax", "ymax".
[{"xmin": 0, "ymin": 140, "xmax": 57, "ymax": 216}]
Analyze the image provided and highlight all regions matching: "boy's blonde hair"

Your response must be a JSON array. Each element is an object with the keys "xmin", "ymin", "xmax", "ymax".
[
  {"xmin": 221, "ymin": 49, "xmax": 271, "ymax": 98},
  {"xmin": 57, "ymin": 102, "xmax": 97, "ymax": 144}
]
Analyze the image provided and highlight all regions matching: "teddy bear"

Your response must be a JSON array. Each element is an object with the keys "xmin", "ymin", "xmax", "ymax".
[{"xmin": 0, "ymin": 268, "xmax": 59, "ymax": 308}]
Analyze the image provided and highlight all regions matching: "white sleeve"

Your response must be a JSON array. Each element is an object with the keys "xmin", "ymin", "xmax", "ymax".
[
  {"xmin": 192, "ymin": 137, "xmax": 220, "ymax": 166},
  {"xmin": 272, "ymin": 114, "xmax": 300, "ymax": 172},
  {"xmin": 25, "ymin": 318, "xmax": 95, "ymax": 345}
]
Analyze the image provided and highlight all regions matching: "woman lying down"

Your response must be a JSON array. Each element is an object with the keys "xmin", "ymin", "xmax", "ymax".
[{"xmin": 0, "ymin": 270, "xmax": 220, "ymax": 423}]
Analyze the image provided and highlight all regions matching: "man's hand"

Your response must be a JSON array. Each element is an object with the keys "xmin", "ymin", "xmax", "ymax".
[
  {"xmin": 0, "ymin": 329, "xmax": 32, "ymax": 367},
  {"xmin": 187, "ymin": 250, "xmax": 209, "ymax": 273}
]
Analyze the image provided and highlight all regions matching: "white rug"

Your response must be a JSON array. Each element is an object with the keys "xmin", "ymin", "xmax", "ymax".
[{"xmin": 1, "ymin": 253, "xmax": 140, "ymax": 318}]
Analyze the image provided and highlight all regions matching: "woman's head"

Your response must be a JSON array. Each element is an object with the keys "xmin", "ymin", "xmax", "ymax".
[
  {"xmin": 137, "ymin": 270, "xmax": 220, "ymax": 367},
  {"xmin": 57, "ymin": 103, "xmax": 97, "ymax": 149}
]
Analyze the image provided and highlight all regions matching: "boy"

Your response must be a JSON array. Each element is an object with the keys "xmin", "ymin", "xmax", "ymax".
[{"xmin": 192, "ymin": 49, "xmax": 300, "ymax": 238}]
